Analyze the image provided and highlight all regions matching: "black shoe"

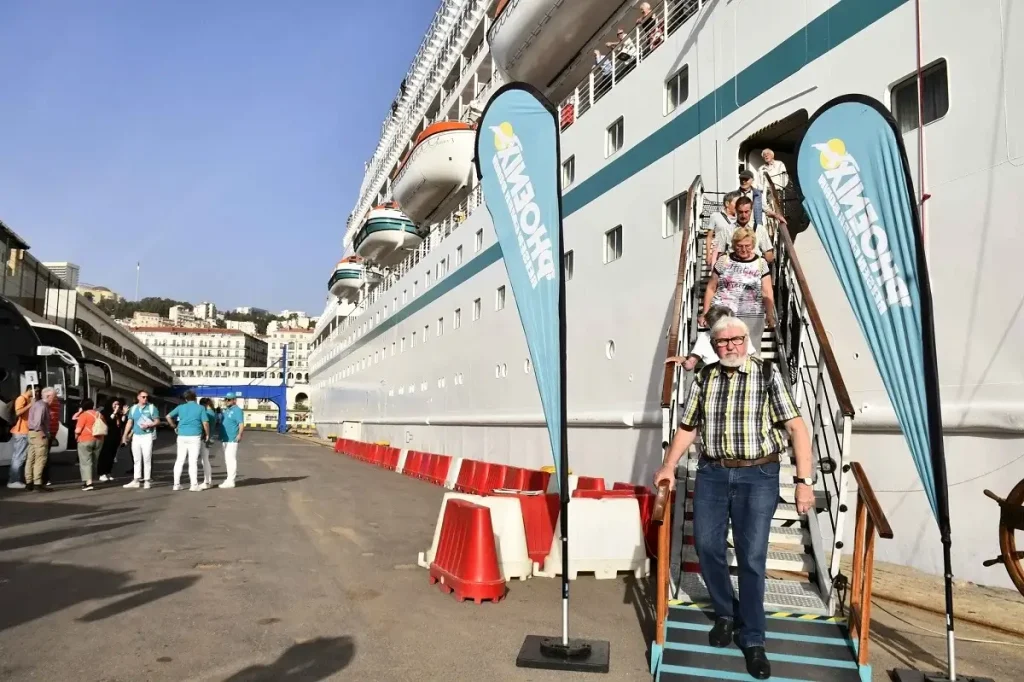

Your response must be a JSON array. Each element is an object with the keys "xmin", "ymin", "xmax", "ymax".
[
  {"xmin": 33, "ymin": 486, "xmax": 52, "ymax": 493},
  {"xmin": 742, "ymin": 646, "xmax": 771, "ymax": 679},
  {"xmin": 24, "ymin": 483, "xmax": 34, "ymax": 492},
  {"xmin": 708, "ymin": 617, "xmax": 734, "ymax": 648}
]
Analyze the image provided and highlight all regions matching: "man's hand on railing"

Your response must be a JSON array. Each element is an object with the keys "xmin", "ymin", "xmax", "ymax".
[
  {"xmin": 653, "ymin": 464, "xmax": 677, "ymax": 491},
  {"xmin": 665, "ymin": 355, "xmax": 698, "ymax": 371}
]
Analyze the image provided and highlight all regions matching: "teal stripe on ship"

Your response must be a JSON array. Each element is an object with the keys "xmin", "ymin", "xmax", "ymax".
[{"xmin": 318, "ymin": 0, "xmax": 908, "ymax": 373}]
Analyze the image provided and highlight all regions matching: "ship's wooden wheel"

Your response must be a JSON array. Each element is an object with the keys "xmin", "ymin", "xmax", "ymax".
[{"xmin": 983, "ymin": 478, "xmax": 1024, "ymax": 597}]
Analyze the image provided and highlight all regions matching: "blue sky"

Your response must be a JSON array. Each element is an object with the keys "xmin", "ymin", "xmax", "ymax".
[{"xmin": 0, "ymin": 0, "xmax": 438, "ymax": 314}]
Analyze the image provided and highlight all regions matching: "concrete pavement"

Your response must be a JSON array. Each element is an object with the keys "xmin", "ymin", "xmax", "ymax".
[{"xmin": 1, "ymin": 431, "xmax": 1022, "ymax": 681}]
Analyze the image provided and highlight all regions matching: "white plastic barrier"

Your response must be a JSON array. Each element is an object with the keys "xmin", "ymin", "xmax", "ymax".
[
  {"xmin": 395, "ymin": 449, "xmax": 409, "ymax": 475},
  {"xmin": 417, "ymin": 492, "xmax": 532, "ymax": 581},
  {"xmin": 444, "ymin": 458, "xmax": 463, "ymax": 490},
  {"xmin": 534, "ymin": 497, "xmax": 649, "ymax": 580}
]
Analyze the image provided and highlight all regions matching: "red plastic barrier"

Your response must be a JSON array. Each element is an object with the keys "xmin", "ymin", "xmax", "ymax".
[
  {"xmin": 430, "ymin": 455, "xmax": 452, "ymax": 486},
  {"xmin": 516, "ymin": 493, "xmax": 561, "ymax": 564},
  {"xmin": 469, "ymin": 462, "xmax": 491, "ymax": 495},
  {"xmin": 524, "ymin": 469, "xmax": 551, "ymax": 492},
  {"xmin": 423, "ymin": 453, "xmax": 438, "ymax": 481},
  {"xmin": 571, "ymin": 489, "xmax": 638, "ymax": 499},
  {"xmin": 428, "ymin": 499, "xmax": 506, "ymax": 604},
  {"xmin": 612, "ymin": 482, "xmax": 649, "ymax": 494},
  {"xmin": 484, "ymin": 464, "xmax": 507, "ymax": 494},
  {"xmin": 334, "ymin": 439, "xmax": 345, "ymax": 453},
  {"xmin": 454, "ymin": 460, "xmax": 477, "ymax": 492},
  {"xmin": 502, "ymin": 466, "xmax": 527, "ymax": 490},
  {"xmin": 575, "ymin": 476, "xmax": 606, "ymax": 492}
]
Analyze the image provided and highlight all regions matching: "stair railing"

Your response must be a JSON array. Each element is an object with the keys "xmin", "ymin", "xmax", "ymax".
[
  {"xmin": 849, "ymin": 462, "xmax": 893, "ymax": 668},
  {"xmin": 764, "ymin": 178, "xmax": 857, "ymax": 608}
]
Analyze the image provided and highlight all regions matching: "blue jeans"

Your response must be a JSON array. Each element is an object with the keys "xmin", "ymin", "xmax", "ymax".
[
  {"xmin": 692, "ymin": 457, "xmax": 780, "ymax": 648},
  {"xmin": 7, "ymin": 434, "xmax": 28, "ymax": 484}
]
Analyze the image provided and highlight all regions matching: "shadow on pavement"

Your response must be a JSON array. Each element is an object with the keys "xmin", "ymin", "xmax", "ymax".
[
  {"xmin": 624, "ymin": 572, "xmax": 657, "ymax": 647},
  {"xmin": 234, "ymin": 476, "xmax": 307, "ymax": 488},
  {"xmin": 223, "ymin": 635, "xmax": 355, "ymax": 681},
  {"xmin": 870, "ymin": 616, "xmax": 945, "ymax": 672},
  {"xmin": 0, "ymin": 520, "xmax": 143, "ymax": 552},
  {"xmin": 0, "ymin": 500, "xmax": 107, "ymax": 529},
  {"xmin": 0, "ymin": 560, "xmax": 199, "ymax": 632},
  {"xmin": 71, "ymin": 506, "xmax": 139, "ymax": 521}
]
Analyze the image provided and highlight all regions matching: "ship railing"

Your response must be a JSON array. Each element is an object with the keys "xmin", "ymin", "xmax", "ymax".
[
  {"xmin": 656, "ymin": 178, "xmax": 857, "ymax": 629},
  {"xmin": 557, "ymin": 0, "xmax": 701, "ymax": 131},
  {"xmin": 355, "ymin": 0, "xmax": 487, "ymax": 224}
]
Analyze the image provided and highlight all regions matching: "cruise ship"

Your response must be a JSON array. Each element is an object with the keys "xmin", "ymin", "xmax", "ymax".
[{"xmin": 310, "ymin": 0, "xmax": 1024, "ymax": 605}]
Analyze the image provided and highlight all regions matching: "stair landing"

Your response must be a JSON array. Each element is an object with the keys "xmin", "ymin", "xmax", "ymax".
[{"xmin": 657, "ymin": 603, "xmax": 865, "ymax": 682}]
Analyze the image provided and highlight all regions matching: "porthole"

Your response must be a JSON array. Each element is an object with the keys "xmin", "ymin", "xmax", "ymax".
[
  {"xmin": 606, "ymin": 340, "xmax": 616, "ymax": 359},
  {"xmin": 524, "ymin": 359, "xmax": 531, "ymax": 374}
]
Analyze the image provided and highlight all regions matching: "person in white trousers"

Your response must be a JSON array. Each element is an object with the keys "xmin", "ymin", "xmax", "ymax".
[
  {"xmin": 198, "ymin": 398, "xmax": 218, "ymax": 490},
  {"xmin": 218, "ymin": 392, "xmax": 245, "ymax": 488},
  {"xmin": 122, "ymin": 390, "xmax": 160, "ymax": 489},
  {"xmin": 166, "ymin": 390, "xmax": 211, "ymax": 492}
]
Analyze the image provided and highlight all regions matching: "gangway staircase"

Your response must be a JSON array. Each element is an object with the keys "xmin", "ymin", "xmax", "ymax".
[{"xmin": 650, "ymin": 176, "xmax": 894, "ymax": 681}]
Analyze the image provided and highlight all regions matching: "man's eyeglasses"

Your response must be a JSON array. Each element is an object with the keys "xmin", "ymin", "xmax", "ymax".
[{"xmin": 713, "ymin": 335, "xmax": 747, "ymax": 348}]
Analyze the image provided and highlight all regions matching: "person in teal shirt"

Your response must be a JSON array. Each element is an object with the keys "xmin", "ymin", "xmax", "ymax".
[
  {"xmin": 122, "ymin": 390, "xmax": 160, "ymax": 489},
  {"xmin": 198, "ymin": 398, "xmax": 218, "ymax": 490},
  {"xmin": 218, "ymin": 392, "xmax": 245, "ymax": 488},
  {"xmin": 166, "ymin": 390, "xmax": 210, "ymax": 491}
]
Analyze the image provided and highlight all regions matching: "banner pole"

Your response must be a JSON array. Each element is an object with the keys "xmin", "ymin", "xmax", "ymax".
[{"xmin": 558, "ymin": 195, "xmax": 571, "ymax": 647}]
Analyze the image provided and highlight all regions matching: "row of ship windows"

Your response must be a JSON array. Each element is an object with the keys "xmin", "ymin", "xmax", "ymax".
[{"xmin": 559, "ymin": 59, "xmax": 950, "ymax": 189}]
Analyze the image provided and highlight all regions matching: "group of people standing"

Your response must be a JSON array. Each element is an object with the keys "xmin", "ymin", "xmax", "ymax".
[{"xmin": 6, "ymin": 388, "xmax": 245, "ymax": 493}]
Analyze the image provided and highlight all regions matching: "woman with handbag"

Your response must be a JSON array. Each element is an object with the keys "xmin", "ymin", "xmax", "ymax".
[
  {"xmin": 74, "ymin": 399, "xmax": 106, "ymax": 491},
  {"xmin": 97, "ymin": 398, "xmax": 125, "ymax": 482}
]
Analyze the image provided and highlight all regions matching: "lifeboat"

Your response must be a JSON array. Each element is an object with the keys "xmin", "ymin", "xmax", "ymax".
[
  {"xmin": 391, "ymin": 121, "xmax": 476, "ymax": 225},
  {"xmin": 488, "ymin": 0, "xmax": 624, "ymax": 101},
  {"xmin": 352, "ymin": 205, "xmax": 424, "ymax": 267},
  {"xmin": 328, "ymin": 257, "xmax": 375, "ymax": 299}
]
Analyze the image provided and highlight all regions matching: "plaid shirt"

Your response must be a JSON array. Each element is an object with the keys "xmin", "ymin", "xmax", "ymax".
[{"xmin": 678, "ymin": 357, "xmax": 800, "ymax": 460}]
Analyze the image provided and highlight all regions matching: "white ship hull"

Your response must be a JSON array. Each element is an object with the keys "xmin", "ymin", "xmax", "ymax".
[{"xmin": 314, "ymin": 0, "xmax": 1024, "ymax": 590}]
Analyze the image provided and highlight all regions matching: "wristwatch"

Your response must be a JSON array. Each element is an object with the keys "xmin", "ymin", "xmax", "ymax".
[{"xmin": 793, "ymin": 476, "xmax": 813, "ymax": 486}]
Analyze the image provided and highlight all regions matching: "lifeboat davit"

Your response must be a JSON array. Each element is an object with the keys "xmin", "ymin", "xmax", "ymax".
[
  {"xmin": 488, "ymin": 0, "xmax": 624, "ymax": 101},
  {"xmin": 328, "ymin": 256, "xmax": 374, "ymax": 299},
  {"xmin": 391, "ymin": 121, "xmax": 476, "ymax": 225},
  {"xmin": 352, "ymin": 205, "xmax": 423, "ymax": 268}
]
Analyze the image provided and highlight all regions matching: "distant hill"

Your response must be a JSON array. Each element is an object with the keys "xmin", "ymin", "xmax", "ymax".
[{"xmin": 98, "ymin": 296, "xmax": 287, "ymax": 335}]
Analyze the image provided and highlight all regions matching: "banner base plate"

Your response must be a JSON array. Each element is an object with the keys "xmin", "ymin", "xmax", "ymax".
[
  {"xmin": 890, "ymin": 669, "xmax": 994, "ymax": 682},
  {"xmin": 515, "ymin": 635, "xmax": 610, "ymax": 673}
]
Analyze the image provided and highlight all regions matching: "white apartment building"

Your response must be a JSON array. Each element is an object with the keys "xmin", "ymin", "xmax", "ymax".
[
  {"xmin": 225, "ymin": 319, "xmax": 257, "ymax": 335},
  {"xmin": 194, "ymin": 301, "xmax": 217, "ymax": 320},
  {"xmin": 168, "ymin": 304, "xmax": 196, "ymax": 326},
  {"xmin": 42, "ymin": 261, "xmax": 80, "ymax": 287},
  {"xmin": 132, "ymin": 311, "xmax": 170, "ymax": 327},
  {"xmin": 261, "ymin": 327, "xmax": 312, "ymax": 383},
  {"xmin": 130, "ymin": 327, "xmax": 268, "ymax": 380},
  {"xmin": 234, "ymin": 306, "xmax": 267, "ymax": 315}
]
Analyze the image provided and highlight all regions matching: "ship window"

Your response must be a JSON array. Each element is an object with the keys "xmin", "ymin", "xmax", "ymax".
[
  {"xmin": 437, "ymin": 317, "xmax": 444, "ymax": 337},
  {"xmin": 496, "ymin": 285, "xmax": 506, "ymax": 311},
  {"xmin": 564, "ymin": 250, "xmax": 574, "ymax": 281},
  {"xmin": 374, "ymin": 351, "xmax": 379, "ymax": 363},
  {"xmin": 391, "ymin": 342, "xmax": 396, "ymax": 357},
  {"xmin": 475, "ymin": 228, "xmax": 484, "ymax": 252},
  {"xmin": 473, "ymin": 298, "xmax": 481, "ymax": 321},
  {"xmin": 411, "ymin": 331, "xmax": 416, "ymax": 348},
  {"xmin": 665, "ymin": 66, "xmax": 689, "ymax": 115},
  {"xmin": 401, "ymin": 337, "xmax": 406, "ymax": 353},
  {"xmin": 454, "ymin": 308, "xmax": 462, "ymax": 329},
  {"xmin": 891, "ymin": 59, "xmax": 949, "ymax": 134},
  {"xmin": 455, "ymin": 245, "xmax": 463, "ymax": 267},
  {"xmin": 426, "ymin": 271, "xmax": 433, "ymax": 288},
  {"xmin": 664, "ymin": 191, "xmax": 688, "ymax": 237},
  {"xmin": 424, "ymin": 324, "xmax": 430, "ymax": 342},
  {"xmin": 403, "ymin": 289, "xmax": 408, "ymax": 304},
  {"xmin": 605, "ymin": 226, "xmax": 623, "ymax": 263},
  {"xmin": 606, "ymin": 117, "xmax": 624, "ymax": 157},
  {"xmin": 413, "ymin": 280, "xmax": 418, "ymax": 296},
  {"xmin": 562, "ymin": 155, "xmax": 576, "ymax": 187}
]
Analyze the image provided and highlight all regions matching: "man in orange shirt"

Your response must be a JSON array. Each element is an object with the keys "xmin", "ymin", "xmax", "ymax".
[
  {"xmin": 74, "ymin": 398, "xmax": 103, "ymax": 491},
  {"xmin": 6, "ymin": 387, "xmax": 35, "ymax": 489}
]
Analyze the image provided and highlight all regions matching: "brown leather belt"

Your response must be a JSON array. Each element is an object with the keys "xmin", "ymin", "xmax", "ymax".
[{"xmin": 704, "ymin": 453, "xmax": 780, "ymax": 468}]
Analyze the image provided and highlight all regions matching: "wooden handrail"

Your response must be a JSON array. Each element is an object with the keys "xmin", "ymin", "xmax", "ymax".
[
  {"xmin": 848, "ymin": 462, "xmax": 893, "ymax": 667},
  {"xmin": 851, "ymin": 462, "xmax": 893, "ymax": 540},
  {"xmin": 654, "ymin": 481, "xmax": 673, "ymax": 648},
  {"xmin": 659, "ymin": 175, "xmax": 702, "ymax": 408},
  {"xmin": 764, "ymin": 178, "xmax": 856, "ymax": 417}
]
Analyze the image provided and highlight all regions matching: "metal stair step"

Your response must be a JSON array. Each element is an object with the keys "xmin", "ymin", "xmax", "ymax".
[
  {"xmin": 682, "ymin": 520, "xmax": 810, "ymax": 546},
  {"xmin": 673, "ymin": 571, "xmax": 830, "ymax": 615},
  {"xmin": 681, "ymin": 545, "xmax": 815, "ymax": 573},
  {"xmin": 659, "ymin": 606, "xmax": 859, "ymax": 681}
]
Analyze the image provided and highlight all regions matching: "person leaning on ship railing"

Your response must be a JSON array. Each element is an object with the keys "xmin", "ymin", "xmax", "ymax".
[{"xmin": 655, "ymin": 315, "xmax": 814, "ymax": 680}]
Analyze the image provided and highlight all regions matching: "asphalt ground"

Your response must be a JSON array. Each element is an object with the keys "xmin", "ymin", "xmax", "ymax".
[{"xmin": 1, "ymin": 431, "xmax": 1021, "ymax": 681}]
